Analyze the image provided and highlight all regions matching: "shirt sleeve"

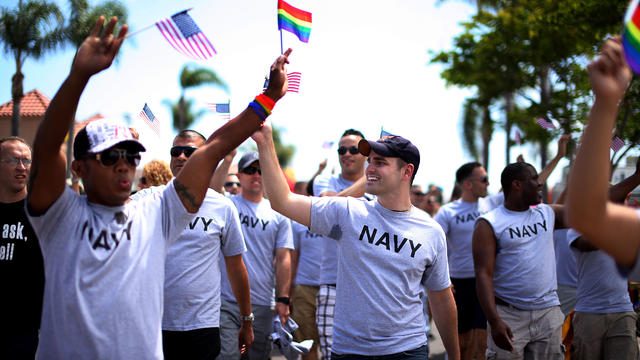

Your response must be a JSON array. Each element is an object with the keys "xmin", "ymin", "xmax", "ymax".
[
  {"xmin": 275, "ymin": 216, "xmax": 294, "ymax": 250},
  {"xmin": 221, "ymin": 200, "xmax": 247, "ymax": 257},
  {"xmin": 161, "ymin": 181, "xmax": 195, "ymax": 244},
  {"xmin": 421, "ymin": 226, "xmax": 451, "ymax": 291},
  {"xmin": 26, "ymin": 186, "xmax": 80, "ymax": 250},
  {"xmin": 433, "ymin": 208, "xmax": 449, "ymax": 235}
]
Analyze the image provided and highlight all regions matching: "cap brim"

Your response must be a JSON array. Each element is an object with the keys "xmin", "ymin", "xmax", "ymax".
[{"xmin": 358, "ymin": 139, "xmax": 396, "ymax": 157}]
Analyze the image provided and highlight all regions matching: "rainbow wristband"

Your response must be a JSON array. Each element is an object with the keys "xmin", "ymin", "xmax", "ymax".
[
  {"xmin": 248, "ymin": 101, "xmax": 268, "ymax": 121},
  {"xmin": 254, "ymin": 94, "xmax": 275, "ymax": 115}
]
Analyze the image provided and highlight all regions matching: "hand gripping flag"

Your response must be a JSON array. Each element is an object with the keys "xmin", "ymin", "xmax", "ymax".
[
  {"xmin": 278, "ymin": 0, "xmax": 312, "ymax": 43},
  {"xmin": 139, "ymin": 103, "xmax": 160, "ymax": 136},
  {"xmin": 623, "ymin": 0, "xmax": 640, "ymax": 74},
  {"xmin": 156, "ymin": 9, "xmax": 217, "ymax": 60}
]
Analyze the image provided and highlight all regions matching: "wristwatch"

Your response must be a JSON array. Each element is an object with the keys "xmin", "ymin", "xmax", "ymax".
[
  {"xmin": 276, "ymin": 296, "xmax": 290, "ymax": 305},
  {"xmin": 240, "ymin": 313, "xmax": 255, "ymax": 322}
]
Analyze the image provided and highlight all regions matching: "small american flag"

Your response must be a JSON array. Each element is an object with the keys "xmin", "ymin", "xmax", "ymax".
[
  {"xmin": 536, "ymin": 117, "xmax": 556, "ymax": 130},
  {"xmin": 207, "ymin": 102, "xmax": 230, "ymax": 121},
  {"xmin": 156, "ymin": 10, "xmax": 216, "ymax": 60},
  {"xmin": 611, "ymin": 136, "xmax": 625, "ymax": 152},
  {"xmin": 380, "ymin": 129, "xmax": 393, "ymax": 138},
  {"xmin": 287, "ymin": 72, "xmax": 302, "ymax": 93},
  {"xmin": 514, "ymin": 129, "xmax": 522, "ymax": 145},
  {"xmin": 322, "ymin": 141, "xmax": 334, "ymax": 149},
  {"xmin": 139, "ymin": 103, "xmax": 160, "ymax": 136}
]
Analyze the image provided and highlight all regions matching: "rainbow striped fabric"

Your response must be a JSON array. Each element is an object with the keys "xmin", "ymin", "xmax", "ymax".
[
  {"xmin": 623, "ymin": 0, "xmax": 640, "ymax": 73},
  {"xmin": 277, "ymin": 0, "xmax": 312, "ymax": 43}
]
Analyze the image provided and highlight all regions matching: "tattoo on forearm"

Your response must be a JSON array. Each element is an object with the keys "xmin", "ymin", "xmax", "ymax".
[{"xmin": 174, "ymin": 179, "xmax": 201, "ymax": 209}]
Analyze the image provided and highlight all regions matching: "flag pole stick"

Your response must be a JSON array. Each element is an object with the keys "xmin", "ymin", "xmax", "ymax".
[
  {"xmin": 125, "ymin": 23, "xmax": 156, "ymax": 38},
  {"xmin": 280, "ymin": 30, "xmax": 284, "ymax": 54}
]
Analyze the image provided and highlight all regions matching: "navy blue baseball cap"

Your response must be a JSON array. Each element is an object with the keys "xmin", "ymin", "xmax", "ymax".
[{"xmin": 358, "ymin": 135, "xmax": 420, "ymax": 175}]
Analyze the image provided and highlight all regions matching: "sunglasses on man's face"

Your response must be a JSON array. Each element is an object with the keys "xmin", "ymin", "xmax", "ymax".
[
  {"xmin": 88, "ymin": 148, "xmax": 141, "ymax": 167},
  {"xmin": 170, "ymin": 146, "xmax": 197, "ymax": 158},
  {"xmin": 242, "ymin": 166, "xmax": 261, "ymax": 175},
  {"xmin": 337, "ymin": 146, "xmax": 359, "ymax": 155},
  {"xmin": 224, "ymin": 181, "xmax": 241, "ymax": 188}
]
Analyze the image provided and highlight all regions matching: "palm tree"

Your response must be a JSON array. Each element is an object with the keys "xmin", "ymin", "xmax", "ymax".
[
  {"xmin": 66, "ymin": 0, "xmax": 128, "ymax": 48},
  {"xmin": 174, "ymin": 64, "xmax": 229, "ymax": 130},
  {"xmin": 0, "ymin": 0, "xmax": 65, "ymax": 136}
]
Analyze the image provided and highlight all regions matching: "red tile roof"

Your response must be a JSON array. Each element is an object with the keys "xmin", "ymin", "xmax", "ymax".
[
  {"xmin": 0, "ymin": 89, "xmax": 50, "ymax": 116},
  {"xmin": 75, "ymin": 113, "xmax": 104, "ymax": 133}
]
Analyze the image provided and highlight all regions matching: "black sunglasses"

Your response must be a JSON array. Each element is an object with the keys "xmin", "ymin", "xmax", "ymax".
[
  {"xmin": 242, "ymin": 166, "xmax": 261, "ymax": 175},
  {"xmin": 170, "ymin": 146, "xmax": 197, "ymax": 158},
  {"xmin": 470, "ymin": 176, "xmax": 489, "ymax": 183},
  {"xmin": 337, "ymin": 146, "xmax": 359, "ymax": 155},
  {"xmin": 88, "ymin": 148, "xmax": 141, "ymax": 167},
  {"xmin": 224, "ymin": 181, "xmax": 241, "ymax": 187}
]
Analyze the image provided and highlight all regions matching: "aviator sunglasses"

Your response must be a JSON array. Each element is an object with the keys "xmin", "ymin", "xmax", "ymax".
[
  {"xmin": 88, "ymin": 148, "xmax": 141, "ymax": 167},
  {"xmin": 170, "ymin": 146, "xmax": 197, "ymax": 158},
  {"xmin": 242, "ymin": 166, "xmax": 262, "ymax": 175},
  {"xmin": 337, "ymin": 146, "xmax": 359, "ymax": 155}
]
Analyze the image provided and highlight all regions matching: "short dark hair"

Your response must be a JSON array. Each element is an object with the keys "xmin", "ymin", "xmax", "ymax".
[
  {"xmin": 456, "ymin": 162, "xmax": 482, "ymax": 184},
  {"xmin": 175, "ymin": 129, "xmax": 206, "ymax": 143},
  {"xmin": 341, "ymin": 129, "xmax": 365, "ymax": 139},
  {"xmin": 0, "ymin": 136, "xmax": 31, "ymax": 155},
  {"xmin": 501, "ymin": 162, "xmax": 535, "ymax": 197}
]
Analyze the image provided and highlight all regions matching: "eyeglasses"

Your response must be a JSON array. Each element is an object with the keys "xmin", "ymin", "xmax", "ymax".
[
  {"xmin": 241, "ymin": 166, "xmax": 261, "ymax": 175},
  {"xmin": 170, "ymin": 146, "xmax": 197, "ymax": 158},
  {"xmin": 470, "ymin": 176, "xmax": 489, "ymax": 184},
  {"xmin": 411, "ymin": 191, "xmax": 425, "ymax": 196},
  {"xmin": 88, "ymin": 148, "xmax": 141, "ymax": 167},
  {"xmin": 337, "ymin": 146, "xmax": 359, "ymax": 155},
  {"xmin": 224, "ymin": 181, "xmax": 241, "ymax": 188},
  {"xmin": 1, "ymin": 156, "xmax": 32, "ymax": 167}
]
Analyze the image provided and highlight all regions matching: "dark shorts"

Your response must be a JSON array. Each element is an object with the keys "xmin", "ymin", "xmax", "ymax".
[
  {"xmin": 451, "ymin": 277, "xmax": 487, "ymax": 332},
  {"xmin": 162, "ymin": 327, "xmax": 220, "ymax": 360},
  {"xmin": 332, "ymin": 344, "xmax": 428, "ymax": 360}
]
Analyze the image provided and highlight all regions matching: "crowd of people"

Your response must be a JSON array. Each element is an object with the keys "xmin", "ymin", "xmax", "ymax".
[{"xmin": 2, "ymin": 16, "xmax": 640, "ymax": 360}]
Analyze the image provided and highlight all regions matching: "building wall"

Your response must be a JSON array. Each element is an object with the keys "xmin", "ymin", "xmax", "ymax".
[{"xmin": 0, "ymin": 115, "xmax": 43, "ymax": 145}]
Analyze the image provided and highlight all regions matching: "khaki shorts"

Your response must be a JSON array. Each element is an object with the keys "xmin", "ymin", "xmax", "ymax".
[{"xmin": 291, "ymin": 284, "xmax": 320, "ymax": 353}]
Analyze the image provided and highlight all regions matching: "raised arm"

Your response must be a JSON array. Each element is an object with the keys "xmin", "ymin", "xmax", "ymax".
[
  {"xmin": 566, "ymin": 38, "xmax": 640, "ymax": 266},
  {"xmin": 538, "ymin": 134, "xmax": 569, "ymax": 186},
  {"xmin": 609, "ymin": 156, "xmax": 640, "ymax": 204},
  {"xmin": 210, "ymin": 148, "xmax": 237, "ymax": 193},
  {"xmin": 174, "ymin": 49, "xmax": 291, "ymax": 213},
  {"xmin": 28, "ymin": 17, "xmax": 127, "ymax": 214},
  {"xmin": 473, "ymin": 219, "xmax": 514, "ymax": 352},
  {"xmin": 252, "ymin": 121, "xmax": 312, "ymax": 226}
]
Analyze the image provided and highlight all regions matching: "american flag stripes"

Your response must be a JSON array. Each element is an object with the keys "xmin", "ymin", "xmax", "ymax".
[
  {"xmin": 139, "ymin": 103, "xmax": 160, "ymax": 136},
  {"xmin": 611, "ymin": 136, "xmax": 625, "ymax": 152},
  {"xmin": 287, "ymin": 72, "xmax": 302, "ymax": 93},
  {"xmin": 156, "ymin": 10, "xmax": 216, "ymax": 60},
  {"xmin": 207, "ymin": 102, "xmax": 231, "ymax": 121},
  {"xmin": 535, "ymin": 117, "xmax": 556, "ymax": 130}
]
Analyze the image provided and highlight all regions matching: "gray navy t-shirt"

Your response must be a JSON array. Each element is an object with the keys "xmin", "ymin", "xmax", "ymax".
[
  {"xmin": 28, "ymin": 183, "xmax": 192, "ymax": 359},
  {"xmin": 310, "ymin": 196, "xmax": 450, "ymax": 355},
  {"xmin": 221, "ymin": 195, "xmax": 294, "ymax": 306},
  {"xmin": 131, "ymin": 186, "xmax": 246, "ymax": 330},
  {"xmin": 292, "ymin": 220, "xmax": 322, "ymax": 286}
]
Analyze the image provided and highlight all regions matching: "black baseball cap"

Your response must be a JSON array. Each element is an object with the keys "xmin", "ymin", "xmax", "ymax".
[
  {"xmin": 238, "ymin": 151, "xmax": 260, "ymax": 171},
  {"xmin": 358, "ymin": 135, "xmax": 420, "ymax": 175}
]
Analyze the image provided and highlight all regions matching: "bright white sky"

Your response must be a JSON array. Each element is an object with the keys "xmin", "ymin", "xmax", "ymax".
[{"xmin": 1, "ymin": 0, "xmax": 573, "ymax": 197}]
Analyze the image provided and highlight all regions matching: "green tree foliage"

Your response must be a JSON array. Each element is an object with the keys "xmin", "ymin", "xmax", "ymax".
[
  {"xmin": 170, "ymin": 64, "xmax": 229, "ymax": 131},
  {"xmin": 66, "ymin": 0, "xmax": 128, "ymax": 48},
  {"xmin": 0, "ymin": 0, "xmax": 65, "ymax": 136}
]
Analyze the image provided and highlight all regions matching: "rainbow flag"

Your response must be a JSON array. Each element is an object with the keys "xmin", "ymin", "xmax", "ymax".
[
  {"xmin": 278, "ymin": 0, "xmax": 312, "ymax": 43},
  {"xmin": 623, "ymin": 0, "xmax": 640, "ymax": 73}
]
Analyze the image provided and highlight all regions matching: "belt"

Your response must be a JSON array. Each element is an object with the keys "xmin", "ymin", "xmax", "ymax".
[{"xmin": 495, "ymin": 297, "xmax": 523, "ymax": 310}]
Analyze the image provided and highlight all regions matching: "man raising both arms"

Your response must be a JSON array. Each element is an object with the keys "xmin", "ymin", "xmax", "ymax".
[
  {"xmin": 25, "ymin": 16, "xmax": 291, "ymax": 358},
  {"xmin": 252, "ymin": 124, "xmax": 460, "ymax": 359}
]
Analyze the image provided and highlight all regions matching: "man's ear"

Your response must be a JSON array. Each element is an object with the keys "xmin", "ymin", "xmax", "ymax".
[
  {"xmin": 403, "ymin": 163, "xmax": 414, "ymax": 181},
  {"xmin": 71, "ymin": 159, "xmax": 85, "ymax": 178}
]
